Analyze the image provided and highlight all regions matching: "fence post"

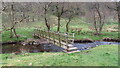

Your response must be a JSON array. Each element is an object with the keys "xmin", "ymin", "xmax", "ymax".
[
  {"xmin": 42, "ymin": 30, "xmax": 43, "ymax": 37},
  {"xmin": 38, "ymin": 29, "xmax": 40, "ymax": 37},
  {"xmin": 66, "ymin": 34, "xmax": 69, "ymax": 51},
  {"xmin": 43, "ymin": 29, "xmax": 45, "ymax": 38},
  {"xmin": 59, "ymin": 33, "xmax": 61, "ymax": 47},
  {"xmin": 43, "ymin": 30, "xmax": 45, "ymax": 38},
  {"xmin": 53, "ymin": 32, "xmax": 55, "ymax": 45},
  {"xmin": 42, "ymin": 30, "xmax": 44, "ymax": 38},
  {"xmin": 72, "ymin": 33, "xmax": 75, "ymax": 44},
  {"xmin": 40, "ymin": 29, "xmax": 42, "ymax": 37},
  {"xmin": 48, "ymin": 31, "xmax": 50, "ymax": 44}
]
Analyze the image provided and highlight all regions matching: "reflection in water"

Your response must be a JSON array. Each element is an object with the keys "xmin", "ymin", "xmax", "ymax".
[
  {"xmin": 1, "ymin": 41, "xmax": 119, "ymax": 54},
  {"xmin": 2, "ymin": 44, "xmax": 64, "ymax": 54}
]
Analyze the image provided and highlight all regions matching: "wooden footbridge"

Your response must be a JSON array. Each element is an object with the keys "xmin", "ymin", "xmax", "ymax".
[{"xmin": 34, "ymin": 28, "xmax": 80, "ymax": 53}]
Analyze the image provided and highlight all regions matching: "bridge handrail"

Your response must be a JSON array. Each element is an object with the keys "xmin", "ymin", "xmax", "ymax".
[{"xmin": 35, "ymin": 28, "xmax": 75, "ymax": 44}]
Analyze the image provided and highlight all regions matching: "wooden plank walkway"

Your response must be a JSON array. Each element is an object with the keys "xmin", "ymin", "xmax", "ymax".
[{"xmin": 34, "ymin": 28, "xmax": 80, "ymax": 53}]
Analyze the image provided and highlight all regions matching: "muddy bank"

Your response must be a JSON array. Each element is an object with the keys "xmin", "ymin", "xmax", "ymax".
[
  {"xmin": 102, "ymin": 38, "xmax": 120, "ymax": 42},
  {"xmin": 74, "ymin": 38, "xmax": 120, "ymax": 43},
  {"xmin": 1, "ymin": 38, "xmax": 49, "ymax": 46},
  {"xmin": 21, "ymin": 38, "xmax": 50, "ymax": 45},
  {"xmin": 2, "ymin": 41, "xmax": 22, "ymax": 45},
  {"xmin": 74, "ymin": 39, "xmax": 93, "ymax": 43}
]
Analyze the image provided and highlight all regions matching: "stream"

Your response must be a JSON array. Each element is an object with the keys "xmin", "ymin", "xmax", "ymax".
[
  {"xmin": 73, "ymin": 41, "xmax": 120, "ymax": 51},
  {"xmin": 1, "ymin": 41, "xmax": 119, "ymax": 54}
]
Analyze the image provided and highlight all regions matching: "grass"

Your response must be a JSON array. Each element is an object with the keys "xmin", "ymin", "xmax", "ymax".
[
  {"xmin": 2, "ymin": 27, "xmax": 34, "ymax": 43},
  {"xmin": 75, "ymin": 31, "xmax": 118, "ymax": 40},
  {"xmin": 2, "ymin": 17, "xmax": 118, "ymax": 42},
  {"xmin": 1, "ymin": 12, "xmax": 119, "ymax": 68},
  {"xmin": 1, "ymin": 45, "xmax": 118, "ymax": 66},
  {"xmin": 1, "ymin": 17, "xmax": 119, "ymax": 66}
]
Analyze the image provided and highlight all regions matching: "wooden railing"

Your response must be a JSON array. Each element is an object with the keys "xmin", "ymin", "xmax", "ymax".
[{"xmin": 34, "ymin": 28, "xmax": 75, "ymax": 49}]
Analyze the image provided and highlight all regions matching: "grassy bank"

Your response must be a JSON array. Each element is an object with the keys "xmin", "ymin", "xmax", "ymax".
[
  {"xmin": 2, "ymin": 27, "xmax": 118, "ymax": 43},
  {"xmin": 2, "ymin": 27, "xmax": 34, "ymax": 43},
  {"xmin": 1, "ymin": 45, "xmax": 118, "ymax": 66},
  {"xmin": 2, "ymin": 17, "xmax": 118, "ymax": 42}
]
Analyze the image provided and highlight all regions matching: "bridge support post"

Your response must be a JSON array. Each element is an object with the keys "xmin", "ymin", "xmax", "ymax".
[
  {"xmin": 48, "ymin": 31, "xmax": 50, "ymax": 44},
  {"xmin": 66, "ymin": 35, "xmax": 69, "ymax": 52},
  {"xmin": 42, "ymin": 30, "xmax": 44, "ymax": 38},
  {"xmin": 40, "ymin": 29, "xmax": 42, "ymax": 37},
  {"xmin": 43, "ymin": 30, "xmax": 45, "ymax": 38},
  {"xmin": 39, "ymin": 29, "xmax": 41, "ymax": 37},
  {"xmin": 72, "ymin": 33, "xmax": 75, "ymax": 44},
  {"xmin": 53, "ymin": 32, "xmax": 55, "ymax": 45},
  {"xmin": 59, "ymin": 34, "xmax": 61, "ymax": 47},
  {"xmin": 41, "ymin": 30, "xmax": 43, "ymax": 38}
]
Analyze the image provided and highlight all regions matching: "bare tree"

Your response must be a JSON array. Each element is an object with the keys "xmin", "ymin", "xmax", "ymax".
[
  {"xmin": 43, "ymin": 2, "xmax": 52, "ymax": 31},
  {"xmin": 87, "ymin": 3, "xmax": 107, "ymax": 35},
  {"xmin": 107, "ymin": 2, "xmax": 120, "ymax": 28},
  {"xmin": 2, "ymin": 2, "xmax": 26, "ymax": 38},
  {"xmin": 63, "ymin": 3, "xmax": 83, "ymax": 33},
  {"xmin": 52, "ymin": 2, "xmax": 68, "ymax": 32}
]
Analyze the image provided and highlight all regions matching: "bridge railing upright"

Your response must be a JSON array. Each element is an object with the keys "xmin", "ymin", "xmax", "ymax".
[{"xmin": 35, "ymin": 28, "xmax": 75, "ymax": 48}]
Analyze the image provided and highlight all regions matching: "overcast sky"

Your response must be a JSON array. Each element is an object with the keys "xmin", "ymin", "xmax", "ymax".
[{"xmin": 1, "ymin": 0, "xmax": 120, "ymax": 2}]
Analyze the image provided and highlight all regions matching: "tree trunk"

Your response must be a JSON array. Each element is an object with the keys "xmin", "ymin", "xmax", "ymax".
[
  {"xmin": 10, "ymin": 29, "xmax": 13, "ymax": 38},
  {"xmin": 32, "ymin": 17, "xmax": 34, "ymax": 22},
  {"xmin": 118, "ymin": 13, "xmax": 120, "ymax": 31},
  {"xmin": 66, "ymin": 23, "xmax": 69, "ymax": 32},
  {"xmin": 38, "ymin": 16, "xmax": 40, "ymax": 21},
  {"xmin": 44, "ymin": 5, "xmax": 50, "ymax": 31},
  {"xmin": 13, "ymin": 28, "xmax": 18, "ymax": 38},
  {"xmin": 118, "ymin": 13, "xmax": 120, "ymax": 24},
  {"xmin": 93, "ymin": 11, "xmax": 98, "ymax": 34},
  {"xmin": 66, "ymin": 17, "xmax": 71, "ymax": 32},
  {"xmin": 94, "ymin": 22, "xmax": 98, "ymax": 34},
  {"xmin": 117, "ymin": 2, "xmax": 120, "ymax": 40},
  {"xmin": 96, "ymin": 6, "xmax": 102, "ymax": 34},
  {"xmin": 26, "ymin": 16, "xmax": 29, "ymax": 23},
  {"xmin": 117, "ymin": 2, "xmax": 120, "ymax": 24},
  {"xmin": 45, "ymin": 17, "xmax": 50, "ymax": 31},
  {"xmin": 118, "ymin": 2, "xmax": 120, "ymax": 28},
  {"xmin": 57, "ymin": 17, "xmax": 60, "ymax": 32}
]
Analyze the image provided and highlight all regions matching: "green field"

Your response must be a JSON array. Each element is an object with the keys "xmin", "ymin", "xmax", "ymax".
[
  {"xmin": 1, "ymin": 2, "xmax": 119, "ymax": 67},
  {"xmin": 0, "ymin": 16, "xmax": 118, "ymax": 66},
  {"xmin": 2, "ymin": 17, "xmax": 119, "ymax": 43},
  {"xmin": 1, "ymin": 17, "xmax": 119, "ymax": 66},
  {"xmin": 2, "ymin": 27, "xmax": 34, "ymax": 43},
  {"xmin": 1, "ymin": 45, "xmax": 118, "ymax": 66}
]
